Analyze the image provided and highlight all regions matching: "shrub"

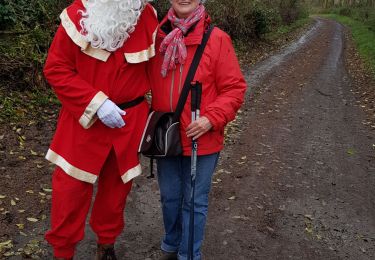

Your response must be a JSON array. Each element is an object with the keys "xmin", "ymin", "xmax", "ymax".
[
  {"xmin": 151, "ymin": 0, "xmax": 170, "ymax": 20},
  {"xmin": 279, "ymin": 0, "xmax": 308, "ymax": 25},
  {"xmin": 0, "ymin": 3, "xmax": 16, "ymax": 30},
  {"xmin": 338, "ymin": 7, "xmax": 352, "ymax": 16},
  {"xmin": 0, "ymin": 0, "xmax": 71, "ymax": 91}
]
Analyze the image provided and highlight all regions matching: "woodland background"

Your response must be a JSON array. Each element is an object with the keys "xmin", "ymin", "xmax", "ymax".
[{"xmin": 0, "ymin": 0, "xmax": 374, "ymax": 121}]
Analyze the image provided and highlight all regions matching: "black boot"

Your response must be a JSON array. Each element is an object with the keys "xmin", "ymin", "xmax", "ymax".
[
  {"xmin": 95, "ymin": 244, "xmax": 117, "ymax": 260},
  {"xmin": 159, "ymin": 251, "xmax": 178, "ymax": 260}
]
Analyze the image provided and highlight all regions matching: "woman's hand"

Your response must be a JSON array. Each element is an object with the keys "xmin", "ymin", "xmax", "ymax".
[{"xmin": 186, "ymin": 116, "xmax": 212, "ymax": 140}]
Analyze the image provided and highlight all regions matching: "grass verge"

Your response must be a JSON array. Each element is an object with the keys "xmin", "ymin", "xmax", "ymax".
[
  {"xmin": 267, "ymin": 17, "xmax": 312, "ymax": 40},
  {"xmin": 321, "ymin": 14, "xmax": 375, "ymax": 75}
]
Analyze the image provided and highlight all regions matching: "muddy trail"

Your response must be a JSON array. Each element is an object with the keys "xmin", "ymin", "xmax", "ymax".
[{"xmin": 1, "ymin": 17, "xmax": 375, "ymax": 259}]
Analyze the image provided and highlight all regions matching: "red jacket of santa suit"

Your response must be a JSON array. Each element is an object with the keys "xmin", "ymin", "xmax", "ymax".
[
  {"xmin": 148, "ymin": 14, "xmax": 247, "ymax": 156},
  {"xmin": 44, "ymin": 0, "xmax": 158, "ymax": 184}
]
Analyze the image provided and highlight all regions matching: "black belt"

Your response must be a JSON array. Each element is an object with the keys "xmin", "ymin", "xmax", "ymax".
[{"xmin": 118, "ymin": 96, "xmax": 145, "ymax": 110}]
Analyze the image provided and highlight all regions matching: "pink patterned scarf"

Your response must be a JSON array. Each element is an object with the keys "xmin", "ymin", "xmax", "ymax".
[{"xmin": 160, "ymin": 5, "xmax": 206, "ymax": 77}]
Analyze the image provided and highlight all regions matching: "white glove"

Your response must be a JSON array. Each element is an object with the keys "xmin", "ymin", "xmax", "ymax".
[{"xmin": 97, "ymin": 99, "xmax": 126, "ymax": 128}]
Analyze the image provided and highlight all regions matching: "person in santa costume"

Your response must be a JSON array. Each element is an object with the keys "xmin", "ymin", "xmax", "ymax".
[{"xmin": 43, "ymin": 0, "xmax": 158, "ymax": 259}]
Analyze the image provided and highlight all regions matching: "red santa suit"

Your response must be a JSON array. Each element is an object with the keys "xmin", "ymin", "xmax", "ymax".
[{"xmin": 43, "ymin": 0, "xmax": 158, "ymax": 257}]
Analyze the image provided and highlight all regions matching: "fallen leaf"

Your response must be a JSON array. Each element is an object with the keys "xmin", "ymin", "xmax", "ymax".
[
  {"xmin": 0, "ymin": 240, "xmax": 12, "ymax": 247},
  {"xmin": 26, "ymin": 190, "xmax": 34, "ymax": 194},
  {"xmin": 305, "ymin": 227, "xmax": 313, "ymax": 234},
  {"xmin": 228, "ymin": 196, "xmax": 236, "ymax": 200},
  {"xmin": 11, "ymin": 199, "xmax": 16, "ymax": 206},
  {"xmin": 18, "ymin": 210, "xmax": 25, "ymax": 213},
  {"xmin": 42, "ymin": 188, "xmax": 52, "ymax": 193},
  {"xmin": 3, "ymin": 251, "xmax": 15, "ymax": 257},
  {"xmin": 27, "ymin": 218, "xmax": 38, "ymax": 222},
  {"xmin": 30, "ymin": 150, "xmax": 38, "ymax": 156},
  {"xmin": 16, "ymin": 224, "xmax": 24, "ymax": 230},
  {"xmin": 0, "ymin": 240, "xmax": 13, "ymax": 253},
  {"xmin": 232, "ymin": 215, "xmax": 250, "ymax": 220},
  {"xmin": 266, "ymin": 226, "xmax": 275, "ymax": 232},
  {"xmin": 0, "ymin": 195, "xmax": 6, "ymax": 199}
]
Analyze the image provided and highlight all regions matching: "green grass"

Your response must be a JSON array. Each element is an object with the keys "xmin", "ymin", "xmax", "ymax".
[
  {"xmin": 322, "ymin": 14, "xmax": 375, "ymax": 75},
  {"xmin": 267, "ymin": 17, "xmax": 312, "ymax": 40},
  {"xmin": 0, "ymin": 88, "xmax": 59, "ymax": 122}
]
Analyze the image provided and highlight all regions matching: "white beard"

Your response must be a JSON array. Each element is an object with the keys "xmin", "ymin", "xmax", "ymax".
[{"xmin": 80, "ymin": 0, "xmax": 147, "ymax": 52}]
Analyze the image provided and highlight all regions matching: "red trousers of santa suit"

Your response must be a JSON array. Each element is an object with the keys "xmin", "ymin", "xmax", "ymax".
[{"xmin": 45, "ymin": 149, "xmax": 133, "ymax": 258}]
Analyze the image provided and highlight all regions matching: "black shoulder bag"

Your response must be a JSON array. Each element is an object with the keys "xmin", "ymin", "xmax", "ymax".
[{"xmin": 138, "ymin": 25, "xmax": 214, "ymax": 176}]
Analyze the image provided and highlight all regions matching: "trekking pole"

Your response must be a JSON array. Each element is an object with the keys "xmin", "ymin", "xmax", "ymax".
[{"xmin": 188, "ymin": 81, "xmax": 202, "ymax": 260}]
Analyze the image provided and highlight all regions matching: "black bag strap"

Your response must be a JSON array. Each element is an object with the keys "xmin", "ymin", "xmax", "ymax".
[{"xmin": 172, "ymin": 25, "xmax": 214, "ymax": 122}]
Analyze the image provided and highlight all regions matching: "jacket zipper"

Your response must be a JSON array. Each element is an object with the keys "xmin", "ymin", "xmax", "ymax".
[
  {"xmin": 169, "ymin": 64, "xmax": 184, "ymax": 112},
  {"xmin": 178, "ymin": 64, "xmax": 184, "ymax": 94},
  {"xmin": 170, "ymin": 69, "xmax": 175, "ymax": 112}
]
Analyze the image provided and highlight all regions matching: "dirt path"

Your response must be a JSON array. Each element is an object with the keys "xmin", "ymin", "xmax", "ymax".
[
  {"xmin": 2, "ymin": 18, "xmax": 375, "ymax": 259},
  {"xmin": 202, "ymin": 18, "xmax": 375, "ymax": 260}
]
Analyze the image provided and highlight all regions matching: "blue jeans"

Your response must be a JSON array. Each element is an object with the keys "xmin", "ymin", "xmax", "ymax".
[{"xmin": 157, "ymin": 153, "xmax": 220, "ymax": 260}]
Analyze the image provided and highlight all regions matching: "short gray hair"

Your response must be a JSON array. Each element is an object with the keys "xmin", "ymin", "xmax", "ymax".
[{"xmin": 169, "ymin": 0, "xmax": 207, "ymax": 3}]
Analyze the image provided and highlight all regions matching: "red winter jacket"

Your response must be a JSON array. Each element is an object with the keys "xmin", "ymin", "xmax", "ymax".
[{"xmin": 148, "ymin": 13, "xmax": 247, "ymax": 156}]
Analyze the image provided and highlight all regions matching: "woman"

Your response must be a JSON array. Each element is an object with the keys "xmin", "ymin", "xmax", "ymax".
[{"xmin": 148, "ymin": 0, "xmax": 246, "ymax": 259}]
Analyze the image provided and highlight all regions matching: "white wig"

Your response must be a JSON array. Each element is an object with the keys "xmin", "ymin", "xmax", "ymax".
[{"xmin": 80, "ymin": 0, "xmax": 149, "ymax": 52}]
